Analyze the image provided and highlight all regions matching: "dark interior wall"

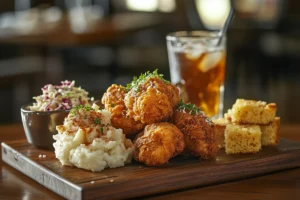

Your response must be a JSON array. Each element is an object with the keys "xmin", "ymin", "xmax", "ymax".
[{"xmin": 0, "ymin": 1, "xmax": 14, "ymax": 12}]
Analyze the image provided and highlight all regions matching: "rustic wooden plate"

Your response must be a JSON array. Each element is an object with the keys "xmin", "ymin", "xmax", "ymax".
[{"xmin": 2, "ymin": 139, "xmax": 300, "ymax": 200}]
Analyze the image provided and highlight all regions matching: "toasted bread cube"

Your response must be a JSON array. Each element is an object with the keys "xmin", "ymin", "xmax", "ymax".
[
  {"xmin": 224, "ymin": 109, "xmax": 232, "ymax": 121},
  {"xmin": 213, "ymin": 118, "xmax": 229, "ymax": 148},
  {"xmin": 230, "ymin": 99, "xmax": 276, "ymax": 125},
  {"xmin": 261, "ymin": 117, "xmax": 280, "ymax": 146},
  {"xmin": 225, "ymin": 124, "xmax": 262, "ymax": 154}
]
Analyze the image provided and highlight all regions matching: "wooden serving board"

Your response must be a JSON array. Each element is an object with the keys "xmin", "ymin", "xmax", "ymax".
[{"xmin": 2, "ymin": 139, "xmax": 300, "ymax": 200}]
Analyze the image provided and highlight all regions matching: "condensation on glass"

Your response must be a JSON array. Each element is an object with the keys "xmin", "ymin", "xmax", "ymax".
[{"xmin": 167, "ymin": 31, "xmax": 226, "ymax": 118}]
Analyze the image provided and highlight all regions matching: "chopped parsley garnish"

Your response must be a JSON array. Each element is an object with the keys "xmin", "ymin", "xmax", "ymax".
[
  {"xmin": 93, "ymin": 118, "xmax": 102, "ymax": 125},
  {"xmin": 70, "ymin": 104, "xmax": 94, "ymax": 115},
  {"xmin": 100, "ymin": 127, "xmax": 104, "ymax": 133},
  {"xmin": 177, "ymin": 99, "xmax": 200, "ymax": 115},
  {"xmin": 70, "ymin": 105, "xmax": 83, "ymax": 115},
  {"xmin": 126, "ymin": 69, "xmax": 170, "ymax": 91},
  {"xmin": 84, "ymin": 105, "xmax": 94, "ymax": 111},
  {"xmin": 111, "ymin": 103, "xmax": 115, "ymax": 108}
]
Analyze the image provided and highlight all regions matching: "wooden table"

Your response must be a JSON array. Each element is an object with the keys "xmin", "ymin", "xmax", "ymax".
[{"xmin": 1, "ymin": 124, "xmax": 300, "ymax": 200}]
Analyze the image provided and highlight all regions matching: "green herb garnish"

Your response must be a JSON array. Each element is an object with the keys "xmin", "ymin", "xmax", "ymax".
[
  {"xmin": 177, "ymin": 99, "xmax": 200, "ymax": 115},
  {"xmin": 84, "ymin": 105, "xmax": 94, "ymax": 111},
  {"xmin": 100, "ymin": 127, "xmax": 104, "ymax": 133},
  {"xmin": 111, "ymin": 103, "xmax": 115, "ymax": 108},
  {"xmin": 126, "ymin": 69, "xmax": 170, "ymax": 91},
  {"xmin": 70, "ymin": 104, "xmax": 94, "ymax": 115},
  {"xmin": 70, "ymin": 105, "xmax": 83, "ymax": 115},
  {"xmin": 93, "ymin": 118, "xmax": 102, "ymax": 125}
]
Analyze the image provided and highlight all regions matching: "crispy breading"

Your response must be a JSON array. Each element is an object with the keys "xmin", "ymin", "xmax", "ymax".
[
  {"xmin": 172, "ymin": 110, "xmax": 218, "ymax": 160},
  {"xmin": 134, "ymin": 122, "xmax": 185, "ymax": 166},
  {"xmin": 101, "ymin": 84, "xmax": 145, "ymax": 135},
  {"xmin": 124, "ymin": 77, "xmax": 180, "ymax": 124},
  {"xmin": 101, "ymin": 84, "xmax": 127, "ymax": 115}
]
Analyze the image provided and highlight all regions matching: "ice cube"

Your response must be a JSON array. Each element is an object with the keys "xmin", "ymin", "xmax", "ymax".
[
  {"xmin": 183, "ymin": 42, "xmax": 203, "ymax": 60},
  {"xmin": 185, "ymin": 50, "xmax": 203, "ymax": 60},
  {"xmin": 198, "ymin": 51, "xmax": 223, "ymax": 72}
]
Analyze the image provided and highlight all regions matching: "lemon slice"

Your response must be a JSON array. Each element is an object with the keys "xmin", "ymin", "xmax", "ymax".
[{"xmin": 198, "ymin": 52, "xmax": 223, "ymax": 72}]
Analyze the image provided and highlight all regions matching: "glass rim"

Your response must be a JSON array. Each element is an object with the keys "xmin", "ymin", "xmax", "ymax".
[{"xmin": 166, "ymin": 31, "xmax": 224, "ymax": 41}]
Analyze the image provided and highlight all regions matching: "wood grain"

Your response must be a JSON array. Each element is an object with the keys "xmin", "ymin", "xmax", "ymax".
[{"xmin": 2, "ymin": 139, "xmax": 300, "ymax": 200}]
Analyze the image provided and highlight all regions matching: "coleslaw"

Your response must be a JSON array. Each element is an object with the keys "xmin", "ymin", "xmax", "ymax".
[{"xmin": 29, "ymin": 80, "xmax": 90, "ymax": 111}]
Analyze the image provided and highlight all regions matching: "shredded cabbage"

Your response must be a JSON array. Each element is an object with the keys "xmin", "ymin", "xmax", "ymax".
[{"xmin": 29, "ymin": 80, "xmax": 89, "ymax": 111}]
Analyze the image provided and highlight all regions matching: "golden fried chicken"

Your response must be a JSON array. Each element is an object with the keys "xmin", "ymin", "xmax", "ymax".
[
  {"xmin": 134, "ymin": 122, "xmax": 185, "ymax": 166},
  {"xmin": 124, "ymin": 71, "xmax": 180, "ymax": 124},
  {"xmin": 101, "ymin": 84, "xmax": 145, "ymax": 135},
  {"xmin": 172, "ymin": 102, "xmax": 218, "ymax": 160},
  {"xmin": 102, "ymin": 84, "xmax": 126, "ymax": 115}
]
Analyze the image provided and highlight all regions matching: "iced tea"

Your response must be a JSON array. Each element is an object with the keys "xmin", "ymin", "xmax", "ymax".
[{"xmin": 167, "ymin": 31, "xmax": 226, "ymax": 118}]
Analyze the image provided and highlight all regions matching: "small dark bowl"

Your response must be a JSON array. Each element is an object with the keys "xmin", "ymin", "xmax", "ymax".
[{"xmin": 21, "ymin": 104, "xmax": 69, "ymax": 150}]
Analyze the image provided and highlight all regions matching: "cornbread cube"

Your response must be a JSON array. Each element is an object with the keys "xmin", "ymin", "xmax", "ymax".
[
  {"xmin": 224, "ymin": 109, "xmax": 232, "ymax": 121},
  {"xmin": 213, "ymin": 118, "xmax": 229, "ymax": 148},
  {"xmin": 261, "ymin": 117, "xmax": 280, "ymax": 146},
  {"xmin": 225, "ymin": 124, "xmax": 262, "ymax": 154},
  {"xmin": 229, "ymin": 99, "xmax": 276, "ymax": 125}
]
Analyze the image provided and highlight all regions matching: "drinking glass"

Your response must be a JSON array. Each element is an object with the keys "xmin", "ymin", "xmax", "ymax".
[{"xmin": 166, "ymin": 31, "xmax": 226, "ymax": 118}]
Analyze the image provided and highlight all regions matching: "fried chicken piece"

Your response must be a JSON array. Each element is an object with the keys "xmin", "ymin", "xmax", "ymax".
[
  {"xmin": 102, "ymin": 84, "xmax": 126, "ymax": 115},
  {"xmin": 101, "ymin": 84, "xmax": 145, "ymax": 135},
  {"xmin": 172, "ymin": 108, "xmax": 218, "ymax": 160},
  {"xmin": 134, "ymin": 122, "xmax": 185, "ymax": 166},
  {"xmin": 125, "ymin": 76, "xmax": 180, "ymax": 124}
]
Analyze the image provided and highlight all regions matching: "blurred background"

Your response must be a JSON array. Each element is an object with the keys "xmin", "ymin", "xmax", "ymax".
[{"xmin": 0, "ymin": 0, "xmax": 299, "ymax": 124}]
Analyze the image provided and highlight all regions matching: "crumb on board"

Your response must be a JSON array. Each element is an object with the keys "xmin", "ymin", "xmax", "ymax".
[
  {"xmin": 39, "ymin": 154, "xmax": 42, "ymax": 158},
  {"xmin": 42, "ymin": 155, "xmax": 46, "ymax": 158},
  {"xmin": 110, "ymin": 180, "xmax": 114, "ymax": 183},
  {"xmin": 90, "ymin": 181, "xmax": 95, "ymax": 184}
]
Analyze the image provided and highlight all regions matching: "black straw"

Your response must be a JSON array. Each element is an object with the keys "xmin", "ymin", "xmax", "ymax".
[{"xmin": 217, "ymin": 7, "xmax": 234, "ymax": 46}]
